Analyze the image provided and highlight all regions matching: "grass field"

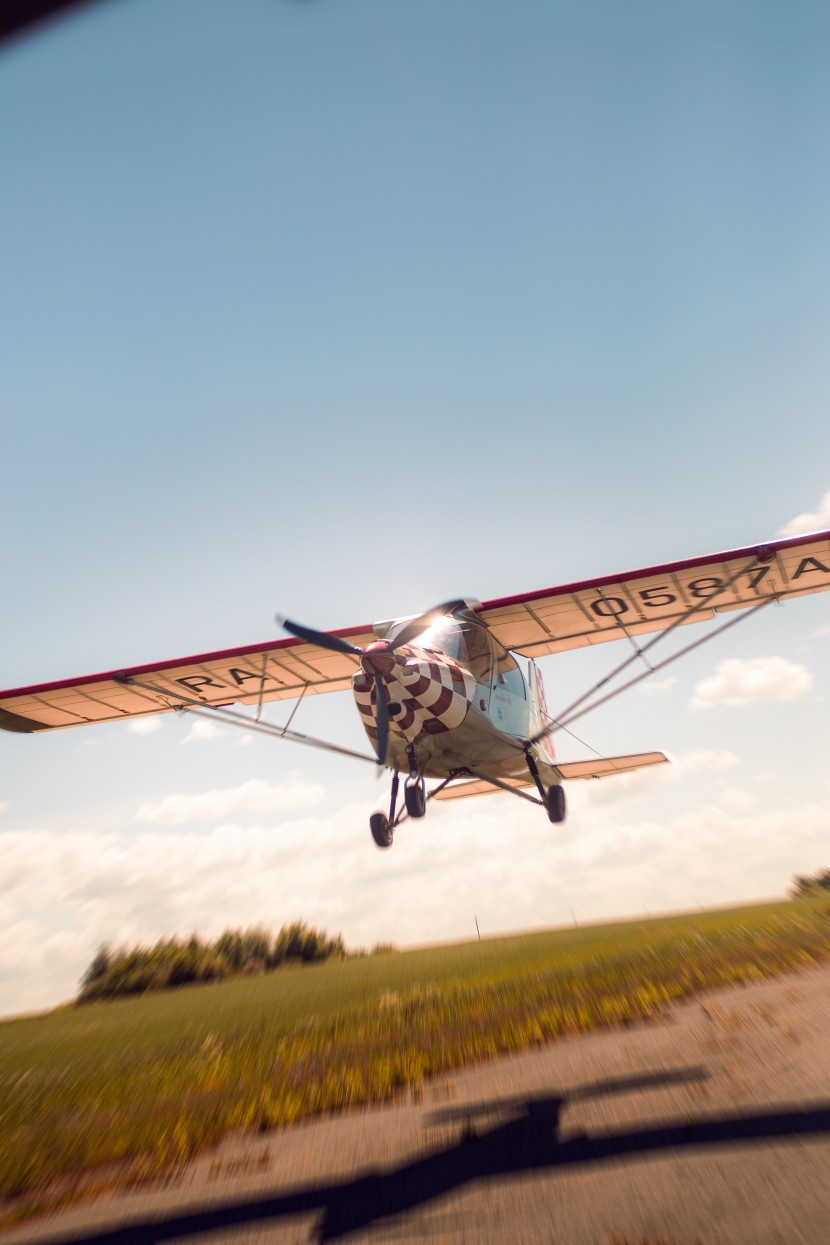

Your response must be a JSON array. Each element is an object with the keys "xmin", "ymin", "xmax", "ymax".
[{"xmin": 3, "ymin": 896, "xmax": 830, "ymax": 1221}]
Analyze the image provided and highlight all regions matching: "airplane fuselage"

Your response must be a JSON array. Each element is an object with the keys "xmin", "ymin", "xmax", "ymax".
[{"xmin": 351, "ymin": 615, "xmax": 558, "ymax": 786}]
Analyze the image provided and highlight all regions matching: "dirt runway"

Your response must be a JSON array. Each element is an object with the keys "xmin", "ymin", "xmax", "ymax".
[{"xmin": 6, "ymin": 960, "xmax": 830, "ymax": 1244}]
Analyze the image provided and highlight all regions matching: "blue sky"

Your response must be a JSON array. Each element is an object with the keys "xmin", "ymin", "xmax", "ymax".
[{"xmin": 1, "ymin": 0, "xmax": 830, "ymax": 1016}]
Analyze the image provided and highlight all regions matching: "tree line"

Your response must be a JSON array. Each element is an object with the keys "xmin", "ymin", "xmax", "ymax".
[
  {"xmin": 790, "ymin": 867, "xmax": 830, "ymax": 900},
  {"xmin": 78, "ymin": 921, "xmax": 371, "ymax": 1002}
]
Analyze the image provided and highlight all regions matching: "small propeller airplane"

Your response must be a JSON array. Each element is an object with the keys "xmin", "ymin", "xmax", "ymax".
[{"xmin": 2, "ymin": 529, "xmax": 829, "ymax": 848}]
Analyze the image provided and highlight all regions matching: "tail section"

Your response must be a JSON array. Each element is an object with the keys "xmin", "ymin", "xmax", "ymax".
[
  {"xmin": 527, "ymin": 659, "xmax": 557, "ymax": 764},
  {"xmin": 556, "ymin": 751, "xmax": 668, "ymax": 780}
]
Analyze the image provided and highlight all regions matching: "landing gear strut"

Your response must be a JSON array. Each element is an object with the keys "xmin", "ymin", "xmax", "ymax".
[
  {"xmin": 370, "ymin": 770, "xmax": 399, "ymax": 849},
  {"xmin": 369, "ymin": 748, "xmax": 428, "ymax": 847},
  {"xmin": 525, "ymin": 747, "xmax": 567, "ymax": 824}
]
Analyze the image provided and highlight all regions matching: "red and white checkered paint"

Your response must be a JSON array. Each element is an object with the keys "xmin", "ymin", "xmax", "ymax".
[{"xmin": 352, "ymin": 651, "xmax": 475, "ymax": 749}]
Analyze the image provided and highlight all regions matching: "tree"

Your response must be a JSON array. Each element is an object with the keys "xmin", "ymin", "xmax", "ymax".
[
  {"xmin": 80, "ymin": 944, "xmax": 112, "ymax": 995},
  {"xmin": 790, "ymin": 867, "xmax": 830, "ymax": 899}
]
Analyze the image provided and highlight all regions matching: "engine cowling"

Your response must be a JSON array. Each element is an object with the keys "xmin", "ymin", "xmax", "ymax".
[{"xmin": 352, "ymin": 653, "xmax": 475, "ymax": 749}]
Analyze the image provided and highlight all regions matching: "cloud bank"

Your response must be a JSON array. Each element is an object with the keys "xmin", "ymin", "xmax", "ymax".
[
  {"xmin": 0, "ymin": 749, "xmax": 821, "ymax": 1019},
  {"xmin": 690, "ymin": 657, "xmax": 813, "ymax": 709},
  {"xmin": 135, "ymin": 776, "xmax": 325, "ymax": 824}
]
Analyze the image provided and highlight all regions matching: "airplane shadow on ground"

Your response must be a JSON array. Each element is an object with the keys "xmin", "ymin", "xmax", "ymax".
[{"xmin": 31, "ymin": 1067, "xmax": 830, "ymax": 1244}]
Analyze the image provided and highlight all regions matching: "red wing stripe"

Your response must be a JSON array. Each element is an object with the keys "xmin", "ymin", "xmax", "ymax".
[{"xmin": 476, "ymin": 530, "xmax": 830, "ymax": 612}]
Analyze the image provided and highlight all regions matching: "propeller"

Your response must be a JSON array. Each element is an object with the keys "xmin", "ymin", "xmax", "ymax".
[
  {"xmin": 276, "ymin": 602, "xmax": 464, "ymax": 766},
  {"xmin": 274, "ymin": 617, "xmax": 362, "ymax": 657}
]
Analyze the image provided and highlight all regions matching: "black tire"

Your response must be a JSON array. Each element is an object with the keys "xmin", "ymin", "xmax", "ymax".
[
  {"xmin": 370, "ymin": 812, "xmax": 393, "ymax": 848},
  {"xmin": 545, "ymin": 784, "xmax": 567, "ymax": 824},
  {"xmin": 404, "ymin": 781, "xmax": 426, "ymax": 819}
]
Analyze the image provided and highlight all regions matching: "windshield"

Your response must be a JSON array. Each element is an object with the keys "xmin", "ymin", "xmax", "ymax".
[{"xmin": 418, "ymin": 618, "xmax": 494, "ymax": 683}]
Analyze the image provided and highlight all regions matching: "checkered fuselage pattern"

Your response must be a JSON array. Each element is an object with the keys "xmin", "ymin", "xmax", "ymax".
[{"xmin": 352, "ymin": 649, "xmax": 476, "ymax": 754}]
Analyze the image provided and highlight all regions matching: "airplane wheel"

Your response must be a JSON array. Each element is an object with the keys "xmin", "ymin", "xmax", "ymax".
[
  {"xmin": 404, "ymin": 781, "xmax": 426, "ymax": 819},
  {"xmin": 370, "ymin": 812, "xmax": 393, "ymax": 849},
  {"xmin": 546, "ymin": 785, "xmax": 566, "ymax": 824}
]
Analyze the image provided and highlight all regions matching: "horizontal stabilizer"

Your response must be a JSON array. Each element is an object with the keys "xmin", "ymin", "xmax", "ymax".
[
  {"xmin": 432, "ymin": 775, "xmax": 534, "ymax": 802},
  {"xmin": 556, "ymin": 751, "xmax": 668, "ymax": 780},
  {"xmin": 432, "ymin": 751, "xmax": 669, "ymax": 801}
]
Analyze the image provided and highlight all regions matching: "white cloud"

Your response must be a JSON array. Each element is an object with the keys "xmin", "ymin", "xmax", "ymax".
[
  {"xmin": 0, "ymin": 801, "xmax": 8, "ymax": 815},
  {"xmin": 127, "ymin": 717, "xmax": 162, "ymax": 736},
  {"xmin": 135, "ymin": 775, "xmax": 325, "ymax": 824},
  {"xmin": 0, "ymin": 807, "xmax": 373, "ymax": 1015},
  {"xmin": 690, "ymin": 657, "xmax": 813, "ymax": 710},
  {"xmin": 570, "ymin": 748, "xmax": 739, "ymax": 811},
  {"xmin": 811, "ymin": 626, "xmax": 830, "ymax": 640},
  {"xmin": 636, "ymin": 675, "xmax": 677, "ymax": 696},
  {"xmin": 670, "ymin": 749, "xmax": 740, "ymax": 775},
  {"xmin": 181, "ymin": 719, "xmax": 226, "ymax": 744},
  {"xmin": 777, "ymin": 490, "xmax": 830, "ymax": 537}
]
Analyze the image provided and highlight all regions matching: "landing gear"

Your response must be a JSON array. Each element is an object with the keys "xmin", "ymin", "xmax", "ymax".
[
  {"xmin": 370, "ymin": 812, "xmax": 394, "ymax": 849},
  {"xmin": 525, "ymin": 747, "xmax": 567, "ymax": 825},
  {"xmin": 370, "ymin": 769, "xmax": 399, "ymax": 848},
  {"xmin": 370, "ymin": 751, "xmax": 428, "ymax": 846},
  {"xmin": 404, "ymin": 778, "xmax": 426, "ymax": 819},
  {"xmin": 403, "ymin": 744, "xmax": 426, "ymax": 819},
  {"xmin": 545, "ymin": 784, "xmax": 567, "ymax": 824}
]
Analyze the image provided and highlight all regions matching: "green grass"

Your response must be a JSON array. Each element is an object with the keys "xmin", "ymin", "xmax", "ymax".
[{"xmin": 2, "ymin": 897, "xmax": 830, "ymax": 1220}]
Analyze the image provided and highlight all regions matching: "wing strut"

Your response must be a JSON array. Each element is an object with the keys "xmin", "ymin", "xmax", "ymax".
[
  {"xmin": 533, "ymin": 590, "xmax": 777, "ymax": 746},
  {"xmin": 537, "ymin": 550, "xmax": 774, "ymax": 740},
  {"xmin": 118, "ymin": 674, "xmax": 378, "ymax": 765},
  {"xmin": 465, "ymin": 768, "xmax": 545, "ymax": 805}
]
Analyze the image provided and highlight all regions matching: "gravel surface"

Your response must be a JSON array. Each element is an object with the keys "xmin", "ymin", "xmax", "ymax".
[{"xmin": 5, "ymin": 960, "xmax": 830, "ymax": 1244}]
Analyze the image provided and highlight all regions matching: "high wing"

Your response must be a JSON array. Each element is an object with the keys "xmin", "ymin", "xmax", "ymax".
[
  {"xmin": 0, "ymin": 627, "xmax": 377, "ymax": 734},
  {"xmin": 475, "ymin": 529, "xmax": 830, "ymax": 657},
  {"xmin": 1, "ymin": 529, "xmax": 828, "ymax": 735}
]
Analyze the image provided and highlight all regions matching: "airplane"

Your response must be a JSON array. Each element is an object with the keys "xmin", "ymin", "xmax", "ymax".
[{"xmin": 1, "ymin": 528, "xmax": 828, "ymax": 849}]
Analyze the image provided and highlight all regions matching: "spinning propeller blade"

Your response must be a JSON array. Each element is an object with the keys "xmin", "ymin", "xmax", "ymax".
[
  {"xmin": 373, "ymin": 672, "xmax": 390, "ymax": 767},
  {"xmin": 386, "ymin": 600, "xmax": 466, "ymax": 650},
  {"xmin": 276, "ymin": 615, "xmax": 363, "ymax": 656}
]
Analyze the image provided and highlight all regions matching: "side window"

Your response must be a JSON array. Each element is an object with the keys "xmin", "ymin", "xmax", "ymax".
[{"xmin": 492, "ymin": 643, "xmax": 525, "ymax": 699}]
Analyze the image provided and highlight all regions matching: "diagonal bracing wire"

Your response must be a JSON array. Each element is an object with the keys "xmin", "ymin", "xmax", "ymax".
[
  {"xmin": 531, "ymin": 552, "xmax": 773, "ymax": 746},
  {"xmin": 117, "ymin": 674, "xmax": 378, "ymax": 765},
  {"xmin": 538, "ymin": 593, "xmax": 777, "ymax": 743}
]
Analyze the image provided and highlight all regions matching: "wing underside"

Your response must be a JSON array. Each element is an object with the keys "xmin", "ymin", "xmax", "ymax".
[
  {"xmin": 1, "ymin": 529, "xmax": 827, "ymax": 734},
  {"xmin": 476, "ymin": 531, "xmax": 830, "ymax": 657},
  {"xmin": 0, "ymin": 629, "xmax": 376, "ymax": 733}
]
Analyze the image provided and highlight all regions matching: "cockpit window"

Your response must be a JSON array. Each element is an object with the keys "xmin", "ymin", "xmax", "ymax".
[{"xmin": 418, "ymin": 618, "xmax": 493, "ymax": 683}]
